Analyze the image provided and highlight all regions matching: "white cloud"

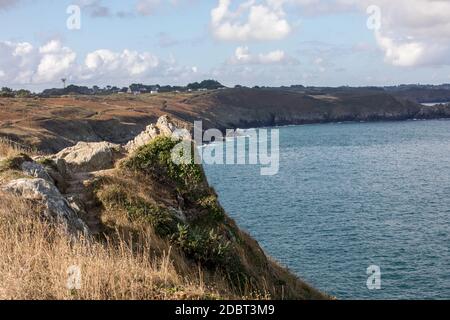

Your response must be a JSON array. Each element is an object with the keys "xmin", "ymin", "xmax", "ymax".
[
  {"xmin": 259, "ymin": 0, "xmax": 450, "ymax": 67},
  {"xmin": 373, "ymin": 32, "xmax": 425, "ymax": 67},
  {"xmin": 211, "ymin": 0, "xmax": 291, "ymax": 41},
  {"xmin": 364, "ymin": 0, "xmax": 450, "ymax": 67},
  {"xmin": 313, "ymin": 56, "xmax": 326, "ymax": 72},
  {"xmin": 259, "ymin": 49, "xmax": 286, "ymax": 63},
  {"xmin": 35, "ymin": 41, "xmax": 77, "ymax": 83},
  {"xmin": 0, "ymin": 40, "xmax": 197, "ymax": 87},
  {"xmin": 230, "ymin": 46, "xmax": 293, "ymax": 64},
  {"xmin": 83, "ymin": 49, "xmax": 159, "ymax": 79},
  {"xmin": 0, "ymin": 41, "xmax": 38, "ymax": 84},
  {"xmin": 289, "ymin": 0, "xmax": 450, "ymax": 67},
  {"xmin": 0, "ymin": 40, "xmax": 76, "ymax": 84}
]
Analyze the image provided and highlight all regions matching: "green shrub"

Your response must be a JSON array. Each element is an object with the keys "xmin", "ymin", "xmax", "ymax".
[
  {"xmin": 97, "ymin": 183, "xmax": 234, "ymax": 270},
  {"xmin": 172, "ymin": 224, "xmax": 231, "ymax": 268},
  {"xmin": 124, "ymin": 199, "xmax": 178, "ymax": 237},
  {"xmin": 105, "ymin": 137, "xmax": 248, "ymax": 282},
  {"xmin": 196, "ymin": 195, "xmax": 225, "ymax": 223},
  {"xmin": 123, "ymin": 136, "xmax": 203, "ymax": 190},
  {"xmin": 96, "ymin": 184, "xmax": 178, "ymax": 238}
]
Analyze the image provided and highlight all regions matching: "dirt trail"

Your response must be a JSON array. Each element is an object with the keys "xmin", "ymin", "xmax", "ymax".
[{"xmin": 63, "ymin": 169, "xmax": 115, "ymax": 235}]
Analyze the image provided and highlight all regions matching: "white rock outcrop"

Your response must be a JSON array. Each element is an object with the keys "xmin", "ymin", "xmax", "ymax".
[
  {"xmin": 125, "ymin": 124, "xmax": 158, "ymax": 152},
  {"xmin": 2, "ymin": 178, "xmax": 89, "ymax": 236},
  {"xmin": 156, "ymin": 115, "xmax": 176, "ymax": 136},
  {"xmin": 125, "ymin": 115, "xmax": 191, "ymax": 152},
  {"xmin": 53, "ymin": 141, "xmax": 123, "ymax": 173}
]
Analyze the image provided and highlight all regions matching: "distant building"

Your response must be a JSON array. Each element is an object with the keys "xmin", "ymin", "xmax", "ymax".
[{"xmin": 128, "ymin": 87, "xmax": 141, "ymax": 95}]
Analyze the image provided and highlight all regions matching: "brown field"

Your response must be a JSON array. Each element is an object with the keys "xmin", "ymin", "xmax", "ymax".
[
  {"xmin": 2, "ymin": 87, "xmax": 444, "ymax": 153},
  {"xmin": 0, "ymin": 92, "xmax": 202, "ymax": 152}
]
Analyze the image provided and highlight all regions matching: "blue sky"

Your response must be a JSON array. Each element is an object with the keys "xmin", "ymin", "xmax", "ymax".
[{"xmin": 1, "ymin": 0, "xmax": 450, "ymax": 91}]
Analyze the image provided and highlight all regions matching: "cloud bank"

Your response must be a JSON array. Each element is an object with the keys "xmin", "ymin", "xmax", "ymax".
[
  {"xmin": 210, "ymin": 0, "xmax": 450, "ymax": 68},
  {"xmin": 0, "ymin": 40, "xmax": 197, "ymax": 87},
  {"xmin": 230, "ymin": 46, "xmax": 295, "ymax": 65},
  {"xmin": 284, "ymin": 0, "xmax": 450, "ymax": 67},
  {"xmin": 211, "ymin": 0, "xmax": 291, "ymax": 41}
]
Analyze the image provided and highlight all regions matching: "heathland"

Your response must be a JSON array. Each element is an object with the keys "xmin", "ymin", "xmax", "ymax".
[{"xmin": 1, "ymin": 86, "xmax": 449, "ymax": 299}]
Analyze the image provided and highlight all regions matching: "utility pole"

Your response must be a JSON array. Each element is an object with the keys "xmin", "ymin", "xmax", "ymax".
[{"xmin": 61, "ymin": 78, "xmax": 67, "ymax": 89}]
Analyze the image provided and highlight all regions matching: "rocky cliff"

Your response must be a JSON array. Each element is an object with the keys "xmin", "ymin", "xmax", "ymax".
[
  {"xmin": 0, "ymin": 115, "xmax": 327, "ymax": 300},
  {"xmin": 184, "ymin": 88, "xmax": 450, "ymax": 130},
  {"xmin": 1, "ymin": 88, "xmax": 450, "ymax": 153}
]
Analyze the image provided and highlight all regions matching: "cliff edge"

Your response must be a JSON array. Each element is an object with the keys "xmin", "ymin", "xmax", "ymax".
[{"xmin": 0, "ymin": 115, "xmax": 327, "ymax": 300}]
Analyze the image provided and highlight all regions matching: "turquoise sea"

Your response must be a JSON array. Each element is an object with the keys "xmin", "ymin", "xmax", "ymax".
[{"xmin": 203, "ymin": 120, "xmax": 450, "ymax": 299}]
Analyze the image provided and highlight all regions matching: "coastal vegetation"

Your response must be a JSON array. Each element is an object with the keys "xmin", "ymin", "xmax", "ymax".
[{"xmin": 0, "ymin": 127, "xmax": 326, "ymax": 300}]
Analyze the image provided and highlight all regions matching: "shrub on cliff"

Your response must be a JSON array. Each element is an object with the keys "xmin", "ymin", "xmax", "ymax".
[
  {"xmin": 122, "ymin": 136, "xmax": 203, "ymax": 190},
  {"xmin": 95, "ymin": 180, "xmax": 237, "ymax": 272}
]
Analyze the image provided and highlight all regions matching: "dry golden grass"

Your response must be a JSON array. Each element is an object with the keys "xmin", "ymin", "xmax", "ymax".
[
  {"xmin": 0, "ymin": 138, "xmax": 35, "ymax": 158},
  {"xmin": 0, "ymin": 140, "xmax": 327, "ymax": 300},
  {"xmin": 0, "ymin": 193, "xmax": 225, "ymax": 300}
]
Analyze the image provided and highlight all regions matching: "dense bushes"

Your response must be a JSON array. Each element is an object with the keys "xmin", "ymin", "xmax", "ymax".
[
  {"xmin": 97, "ymin": 183, "xmax": 178, "ymax": 238},
  {"xmin": 173, "ymin": 224, "xmax": 230, "ymax": 268},
  {"xmin": 96, "ymin": 136, "xmax": 240, "ymax": 273},
  {"xmin": 96, "ymin": 182, "xmax": 235, "ymax": 270},
  {"xmin": 122, "ymin": 136, "xmax": 203, "ymax": 190}
]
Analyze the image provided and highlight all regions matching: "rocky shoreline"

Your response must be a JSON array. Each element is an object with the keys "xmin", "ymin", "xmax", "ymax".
[{"xmin": 1, "ymin": 88, "xmax": 450, "ymax": 154}]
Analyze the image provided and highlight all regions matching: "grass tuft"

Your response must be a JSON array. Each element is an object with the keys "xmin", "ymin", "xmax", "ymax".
[{"xmin": 0, "ymin": 192, "xmax": 223, "ymax": 300}]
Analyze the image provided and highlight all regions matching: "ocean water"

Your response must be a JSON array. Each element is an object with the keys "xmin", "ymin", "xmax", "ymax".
[{"xmin": 202, "ymin": 120, "xmax": 450, "ymax": 299}]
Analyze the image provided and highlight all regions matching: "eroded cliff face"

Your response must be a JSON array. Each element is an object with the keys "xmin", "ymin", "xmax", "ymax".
[
  {"xmin": 0, "ymin": 115, "xmax": 327, "ymax": 300},
  {"xmin": 1, "ymin": 88, "xmax": 449, "ymax": 153},
  {"xmin": 185, "ymin": 88, "xmax": 450, "ymax": 130}
]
